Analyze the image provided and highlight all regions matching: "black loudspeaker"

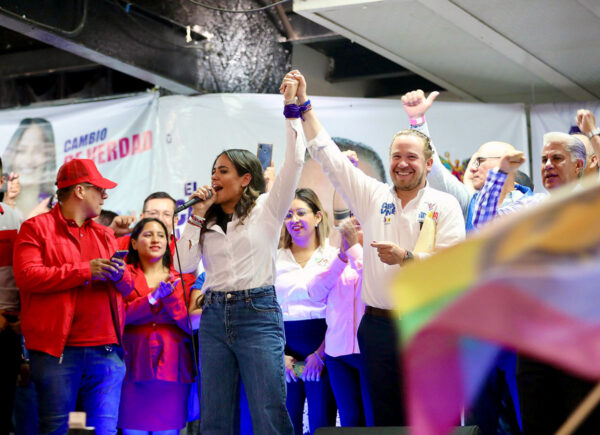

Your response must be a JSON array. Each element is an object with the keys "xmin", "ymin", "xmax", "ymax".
[{"xmin": 315, "ymin": 426, "xmax": 481, "ymax": 435}]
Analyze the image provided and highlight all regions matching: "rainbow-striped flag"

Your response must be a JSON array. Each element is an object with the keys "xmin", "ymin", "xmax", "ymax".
[{"xmin": 391, "ymin": 179, "xmax": 600, "ymax": 435}]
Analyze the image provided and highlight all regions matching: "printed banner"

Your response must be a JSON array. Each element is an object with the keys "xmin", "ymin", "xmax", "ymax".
[
  {"xmin": 0, "ymin": 92, "xmax": 158, "ymax": 217},
  {"xmin": 157, "ymin": 94, "xmax": 527, "ymax": 237}
]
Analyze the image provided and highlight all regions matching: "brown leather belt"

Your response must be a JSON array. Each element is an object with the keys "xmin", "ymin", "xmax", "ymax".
[{"xmin": 365, "ymin": 305, "xmax": 395, "ymax": 318}]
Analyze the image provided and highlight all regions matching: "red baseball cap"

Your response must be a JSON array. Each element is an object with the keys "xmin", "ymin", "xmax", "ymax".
[{"xmin": 56, "ymin": 159, "xmax": 117, "ymax": 189}]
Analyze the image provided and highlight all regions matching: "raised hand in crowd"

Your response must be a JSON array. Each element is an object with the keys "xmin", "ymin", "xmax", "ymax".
[
  {"xmin": 110, "ymin": 214, "xmax": 136, "ymax": 237},
  {"xmin": 302, "ymin": 344, "xmax": 326, "ymax": 382},
  {"xmin": 264, "ymin": 163, "xmax": 275, "ymax": 193},
  {"xmin": 285, "ymin": 355, "xmax": 298, "ymax": 383},
  {"xmin": 296, "ymin": 69, "xmax": 308, "ymax": 104},
  {"xmin": 339, "ymin": 217, "xmax": 360, "ymax": 262},
  {"xmin": 280, "ymin": 70, "xmax": 300, "ymax": 103},
  {"xmin": 576, "ymin": 109, "xmax": 597, "ymax": 135},
  {"xmin": 370, "ymin": 241, "xmax": 408, "ymax": 266},
  {"xmin": 4, "ymin": 172, "xmax": 20, "ymax": 208},
  {"xmin": 498, "ymin": 150, "xmax": 526, "ymax": 174},
  {"xmin": 401, "ymin": 89, "xmax": 440, "ymax": 119},
  {"xmin": 189, "ymin": 184, "xmax": 216, "ymax": 218}
]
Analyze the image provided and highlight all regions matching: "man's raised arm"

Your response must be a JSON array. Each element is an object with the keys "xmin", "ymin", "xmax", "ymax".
[
  {"xmin": 401, "ymin": 89, "xmax": 472, "ymax": 217},
  {"xmin": 289, "ymin": 70, "xmax": 382, "ymax": 223}
]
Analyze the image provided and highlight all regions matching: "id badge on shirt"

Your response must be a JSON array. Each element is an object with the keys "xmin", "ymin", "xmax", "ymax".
[{"xmin": 380, "ymin": 201, "xmax": 396, "ymax": 225}]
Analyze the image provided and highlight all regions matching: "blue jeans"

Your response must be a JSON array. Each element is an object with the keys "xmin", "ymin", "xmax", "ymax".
[
  {"xmin": 199, "ymin": 286, "xmax": 293, "ymax": 435},
  {"xmin": 13, "ymin": 381, "xmax": 38, "ymax": 435},
  {"xmin": 326, "ymin": 353, "xmax": 373, "ymax": 427},
  {"xmin": 29, "ymin": 345, "xmax": 126, "ymax": 435}
]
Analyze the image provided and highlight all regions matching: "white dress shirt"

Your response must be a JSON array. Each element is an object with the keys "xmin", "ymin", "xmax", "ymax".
[
  {"xmin": 275, "ymin": 243, "xmax": 337, "ymax": 321},
  {"xmin": 176, "ymin": 118, "xmax": 305, "ymax": 291},
  {"xmin": 307, "ymin": 128, "xmax": 466, "ymax": 309}
]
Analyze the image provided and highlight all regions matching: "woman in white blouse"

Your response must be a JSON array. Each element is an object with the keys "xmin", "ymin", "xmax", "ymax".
[
  {"xmin": 175, "ymin": 73, "xmax": 305, "ymax": 435},
  {"xmin": 276, "ymin": 188, "xmax": 337, "ymax": 435}
]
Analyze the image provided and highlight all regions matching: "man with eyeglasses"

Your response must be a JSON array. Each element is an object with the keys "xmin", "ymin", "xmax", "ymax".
[
  {"xmin": 114, "ymin": 192, "xmax": 178, "ymax": 255},
  {"xmin": 472, "ymin": 131, "xmax": 586, "ymax": 230},
  {"xmin": 401, "ymin": 90, "xmax": 533, "ymax": 233},
  {"xmin": 470, "ymin": 135, "xmax": 597, "ymax": 434},
  {"xmin": 13, "ymin": 158, "xmax": 134, "ymax": 435}
]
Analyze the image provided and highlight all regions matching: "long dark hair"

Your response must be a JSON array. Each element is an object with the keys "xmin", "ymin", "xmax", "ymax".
[
  {"xmin": 282, "ymin": 188, "xmax": 330, "ymax": 249},
  {"xmin": 126, "ymin": 218, "xmax": 172, "ymax": 269},
  {"xmin": 3, "ymin": 118, "xmax": 56, "ymax": 193},
  {"xmin": 202, "ymin": 149, "xmax": 266, "ymax": 233}
]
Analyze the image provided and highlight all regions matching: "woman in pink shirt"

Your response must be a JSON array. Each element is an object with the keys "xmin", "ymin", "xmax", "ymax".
[{"xmin": 307, "ymin": 216, "xmax": 373, "ymax": 427}]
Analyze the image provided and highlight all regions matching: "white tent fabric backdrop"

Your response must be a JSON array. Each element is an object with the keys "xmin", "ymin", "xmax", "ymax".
[
  {"xmin": 0, "ymin": 92, "xmax": 529, "ymax": 236},
  {"xmin": 156, "ymin": 94, "xmax": 527, "ymax": 236}
]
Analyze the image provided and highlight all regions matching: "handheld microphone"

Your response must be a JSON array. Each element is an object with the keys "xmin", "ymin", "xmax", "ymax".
[{"xmin": 175, "ymin": 190, "xmax": 213, "ymax": 214}]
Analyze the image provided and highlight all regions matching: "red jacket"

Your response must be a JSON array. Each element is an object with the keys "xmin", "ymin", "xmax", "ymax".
[
  {"xmin": 13, "ymin": 205, "xmax": 134, "ymax": 357},
  {"xmin": 122, "ymin": 264, "xmax": 196, "ymax": 383}
]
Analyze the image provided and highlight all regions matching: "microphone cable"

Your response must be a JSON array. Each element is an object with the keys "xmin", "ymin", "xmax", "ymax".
[{"xmin": 172, "ymin": 213, "xmax": 202, "ymax": 424}]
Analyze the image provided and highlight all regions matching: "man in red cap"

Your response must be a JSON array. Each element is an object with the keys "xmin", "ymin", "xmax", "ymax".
[{"xmin": 13, "ymin": 159, "xmax": 133, "ymax": 435}]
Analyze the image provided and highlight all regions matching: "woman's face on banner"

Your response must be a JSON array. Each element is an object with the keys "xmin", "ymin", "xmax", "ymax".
[{"xmin": 13, "ymin": 125, "xmax": 48, "ymax": 186}]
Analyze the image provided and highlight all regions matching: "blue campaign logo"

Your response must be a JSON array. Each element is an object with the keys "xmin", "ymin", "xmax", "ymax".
[
  {"xmin": 380, "ymin": 202, "xmax": 396, "ymax": 216},
  {"xmin": 380, "ymin": 202, "xmax": 396, "ymax": 224}
]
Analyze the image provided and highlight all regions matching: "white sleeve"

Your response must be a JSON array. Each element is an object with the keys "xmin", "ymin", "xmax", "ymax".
[
  {"xmin": 306, "ymin": 129, "xmax": 384, "ymax": 224},
  {"xmin": 415, "ymin": 122, "xmax": 472, "ymax": 218},
  {"xmin": 263, "ymin": 118, "xmax": 306, "ymax": 222},
  {"xmin": 174, "ymin": 223, "xmax": 202, "ymax": 273},
  {"xmin": 307, "ymin": 255, "xmax": 346, "ymax": 303}
]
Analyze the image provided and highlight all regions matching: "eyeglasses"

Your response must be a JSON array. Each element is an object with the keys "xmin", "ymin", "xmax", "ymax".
[
  {"xmin": 472, "ymin": 156, "xmax": 502, "ymax": 169},
  {"xmin": 81, "ymin": 183, "xmax": 107, "ymax": 196},
  {"xmin": 144, "ymin": 210, "xmax": 174, "ymax": 219}
]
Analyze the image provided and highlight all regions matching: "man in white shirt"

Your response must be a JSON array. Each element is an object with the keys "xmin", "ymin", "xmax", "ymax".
[{"xmin": 288, "ymin": 70, "xmax": 465, "ymax": 426}]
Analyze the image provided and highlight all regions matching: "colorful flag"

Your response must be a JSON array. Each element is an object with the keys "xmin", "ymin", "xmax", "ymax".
[{"xmin": 391, "ymin": 179, "xmax": 600, "ymax": 435}]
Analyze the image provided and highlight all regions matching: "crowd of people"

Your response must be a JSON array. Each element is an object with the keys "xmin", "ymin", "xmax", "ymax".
[{"xmin": 0, "ymin": 69, "xmax": 599, "ymax": 435}]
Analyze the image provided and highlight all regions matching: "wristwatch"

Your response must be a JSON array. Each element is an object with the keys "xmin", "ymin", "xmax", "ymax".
[
  {"xmin": 587, "ymin": 128, "xmax": 600, "ymax": 139},
  {"xmin": 404, "ymin": 250, "xmax": 414, "ymax": 263}
]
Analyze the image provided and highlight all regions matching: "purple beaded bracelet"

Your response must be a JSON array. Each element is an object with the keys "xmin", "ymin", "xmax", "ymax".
[{"xmin": 284, "ymin": 99, "xmax": 312, "ymax": 120}]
